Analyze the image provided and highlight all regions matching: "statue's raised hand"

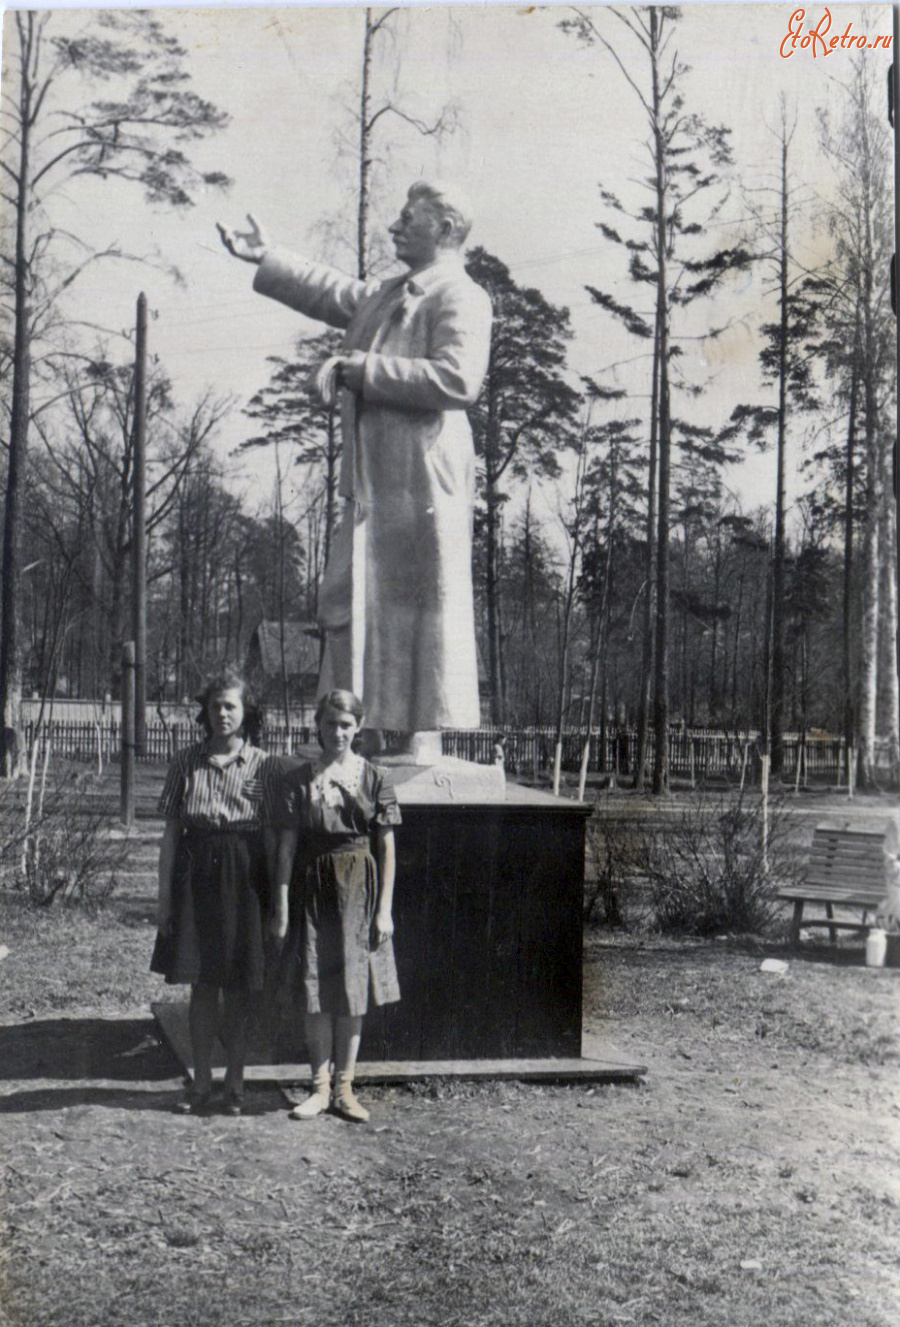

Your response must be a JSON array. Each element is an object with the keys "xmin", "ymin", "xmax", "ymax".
[{"xmin": 216, "ymin": 213, "xmax": 268, "ymax": 264}]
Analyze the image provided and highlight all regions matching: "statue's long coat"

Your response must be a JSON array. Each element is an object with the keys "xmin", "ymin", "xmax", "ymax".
[{"xmin": 254, "ymin": 248, "xmax": 492, "ymax": 731}]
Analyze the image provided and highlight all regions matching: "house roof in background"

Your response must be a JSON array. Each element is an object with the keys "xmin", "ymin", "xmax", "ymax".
[{"xmin": 250, "ymin": 620, "xmax": 320, "ymax": 678}]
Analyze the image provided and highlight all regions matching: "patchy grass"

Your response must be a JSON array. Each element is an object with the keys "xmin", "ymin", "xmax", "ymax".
[
  {"xmin": 1, "ymin": 875, "xmax": 899, "ymax": 1325},
  {"xmin": 0, "ymin": 894, "xmax": 159, "ymax": 1018},
  {"xmin": 586, "ymin": 936, "xmax": 900, "ymax": 1066}
]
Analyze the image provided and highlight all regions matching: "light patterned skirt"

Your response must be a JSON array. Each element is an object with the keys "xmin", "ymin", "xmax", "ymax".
[{"xmin": 279, "ymin": 838, "xmax": 399, "ymax": 1017}]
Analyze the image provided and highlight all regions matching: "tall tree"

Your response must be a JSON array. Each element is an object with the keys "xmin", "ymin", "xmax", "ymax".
[
  {"xmin": 310, "ymin": 6, "xmax": 457, "ymax": 278},
  {"xmin": 33, "ymin": 362, "xmax": 224, "ymax": 698},
  {"xmin": 0, "ymin": 8, "xmax": 230, "ymax": 772},
  {"xmin": 464, "ymin": 247, "xmax": 581, "ymax": 725},
  {"xmin": 497, "ymin": 495, "xmax": 561, "ymax": 729},
  {"xmin": 242, "ymin": 329, "xmax": 344, "ymax": 580},
  {"xmin": 724, "ymin": 106, "xmax": 822, "ymax": 775},
  {"xmin": 576, "ymin": 384, "xmax": 645, "ymax": 792},
  {"xmin": 802, "ymin": 298, "xmax": 865, "ymax": 761},
  {"xmin": 560, "ymin": 4, "xmax": 750, "ymax": 791},
  {"xmin": 814, "ymin": 55, "xmax": 897, "ymax": 787}
]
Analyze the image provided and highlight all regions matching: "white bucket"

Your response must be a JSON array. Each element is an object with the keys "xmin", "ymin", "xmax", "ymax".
[{"xmin": 866, "ymin": 928, "xmax": 887, "ymax": 968}]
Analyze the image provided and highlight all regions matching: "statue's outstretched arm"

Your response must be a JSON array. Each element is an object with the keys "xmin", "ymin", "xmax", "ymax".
[{"xmin": 253, "ymin": 248, "xmax": 377, "ymax": 331}]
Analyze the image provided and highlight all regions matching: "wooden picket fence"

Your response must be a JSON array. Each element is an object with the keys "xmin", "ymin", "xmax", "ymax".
[
  {"xmin": 442, "ymin": 727, "xmax": 852, "ymax": 780},
  {"xmin": 21, "ymin": 720, "xmax": 314, "ymax": 765},
  {"xmin": 22, "ymin": 717, "xmax": 890, "ymax": 784}
]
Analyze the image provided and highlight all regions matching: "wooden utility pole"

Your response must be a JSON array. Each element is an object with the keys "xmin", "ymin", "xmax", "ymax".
[
  {"xmin": 132, "ymin": 293, "xmax": 148, "ymax": 755},
  {"xmin": 121, "ymin": 641, "xmax": 135, "ymax": 826},
  {"xmin": 893, "ymin": 10, "xmax": 899, "ymax": 687}
]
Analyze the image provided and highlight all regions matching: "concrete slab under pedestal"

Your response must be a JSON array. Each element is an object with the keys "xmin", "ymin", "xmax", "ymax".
[{"xmin": 152, "ymin": 1001, "xmax": 647, "ymax": 1086}]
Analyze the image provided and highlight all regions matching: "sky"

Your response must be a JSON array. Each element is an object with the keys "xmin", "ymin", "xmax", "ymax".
[{"xmin": 1, "ymin": 0, "xmax": 896, "ymax": 536}]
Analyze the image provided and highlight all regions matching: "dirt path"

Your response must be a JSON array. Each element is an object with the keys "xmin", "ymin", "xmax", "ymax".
[{"xmin": 1, "ymin": 904, "xmax": 898, "ymax": 1327}]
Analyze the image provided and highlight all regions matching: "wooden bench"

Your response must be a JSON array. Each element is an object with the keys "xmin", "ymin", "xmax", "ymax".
[{"xmin": 780, "ymin": 821, "xmax": 889, "ymax": 946}]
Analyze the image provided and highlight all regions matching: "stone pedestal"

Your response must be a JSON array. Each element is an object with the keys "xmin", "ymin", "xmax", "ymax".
[{"xmin": 271, "ymin": 757, "xmax": 591, "ymax": 1063}]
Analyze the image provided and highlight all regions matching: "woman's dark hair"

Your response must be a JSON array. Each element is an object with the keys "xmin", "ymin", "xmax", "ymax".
[{"xmin": 195, "ymin": 669, "xmax": 264, "ymax": 745}]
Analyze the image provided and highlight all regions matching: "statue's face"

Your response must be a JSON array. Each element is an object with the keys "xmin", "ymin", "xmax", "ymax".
[{"xmin": 389, "ymin": 196, "xmax": 445, "ymax": 270}]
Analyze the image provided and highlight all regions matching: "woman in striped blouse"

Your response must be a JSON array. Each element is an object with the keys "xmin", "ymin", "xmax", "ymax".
[{"xmin": 151, "ymin": 670, "xmax": 273, "ymax": 1116}]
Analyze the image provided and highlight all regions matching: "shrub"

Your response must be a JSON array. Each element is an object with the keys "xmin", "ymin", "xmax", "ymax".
[
  {"xmin": 584, "ymin": 810, "xmax": 646, "ymax": 928},
  {"xmin": 631, "ymin": 787, "xmax": 808, "ymax": 937},
  {"xmin": 0, "ymin": 772, "xmax": 130, "ymax": 907}
]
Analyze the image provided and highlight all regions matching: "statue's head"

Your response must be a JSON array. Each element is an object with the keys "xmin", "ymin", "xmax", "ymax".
[
  {"xmin": 390, "ymin": 179, "xmax": 473, "ymax": 268},
  {"xmin": 407, "ymin": 180, "xmax": 473, "ymax": 248}
]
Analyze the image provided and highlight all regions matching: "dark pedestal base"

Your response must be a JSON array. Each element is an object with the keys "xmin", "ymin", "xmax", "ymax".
[{"xmin": 357, "ymin": 785, "xmax": 591, "ymax": 1061}]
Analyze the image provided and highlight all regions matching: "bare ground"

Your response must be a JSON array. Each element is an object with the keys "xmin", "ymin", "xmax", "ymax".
[{"xmin": 1, "ymin": 879, "xmax": 898, "ymax": 1327}]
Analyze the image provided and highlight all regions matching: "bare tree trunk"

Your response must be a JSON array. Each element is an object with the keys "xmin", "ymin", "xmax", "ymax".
[
  {"xmin": 730, "ymin": 567, "xmax": 746, "ymax": 727},
  {"xmin": 552, "ymin": 575, "xmax": 576, "ymax": 796},
  {"xmin": 650, "ymin": 8, "xmax": 671, "ymax": 796},
  {"xmin": 553, "ymin": 431, "xmax": 591, "ymax": 796},
  {"xmin": 178, "ymin": 493, "xmax": 191, "ymax": 698},
  {"xmin": 521, "ymin": 492, "xmax": 535, "ymax": 725},
  {"xmin": 857, "ymin": 191, "xmax": 881, "ymax": 788},
  {"xmin": 132, "ymin": 293, "xmax": 148, "ymax": 755},
  {"xmin": 90, "ymin": 540, "xmax": 104, "ymax": 698},
  {"xmin": 858, "ymin": 484, "xmax": 880, "ymax": 785},
  {"xmin": 234, "ymin": 552, "xmax": 244, "ymax": 667},
  {"xmin": 0, "ymin": 16, "xmax": 35, "ymax": 777},
  {"xmin": 635, "ymin": 305, "xmax": 660, "ymax": 790},
  {"xmin": 357, "ymin": 9, "xmax": 375, "ymax": 279},
  {"xmin": 770, "ymin": 133, "xmax": 789, "ymax": 777},
  {"xmin": 877, "ymin": 489, "xmax": 899, "ymax": 782},
  {"xmin": 680, "ymin": 516, "xmax": 692, "ymax": 723},
  {"xmin": 484, "ymin": 359, "xmax": 505, "ymax": 724},
  {"xmin": 708, "ymin": 525, "xmax": 722, "ymax": 719},
  {"xmin": 842, "ymin": 334, "xmax": 859, "ymax": 754},
  {"xmin": 274, "ymin": 447, "xmax": 293, "ymax": 754}
]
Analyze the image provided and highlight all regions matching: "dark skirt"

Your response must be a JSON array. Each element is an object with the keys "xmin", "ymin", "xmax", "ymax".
[
  {"xmin": 150, "ymin": 827, "xmax": 268, "ymax": 990},
  {"xmin": 278, "ymin": 841, "xmax": 400, "ymax": 1017}
]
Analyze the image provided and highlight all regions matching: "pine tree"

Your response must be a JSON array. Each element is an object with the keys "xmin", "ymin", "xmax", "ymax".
[
  {"xmin": 724, "ymin": 106, "xmax": 823, "ymax": 776},
  {"xmin": 464, "ymin": 247, "xmax": 581, "ymax": 725},
  {"xmin": 242, "ymin": 330, "xmax": 345, "ymax": 580},
  {"xmin": 560, "ymin": 4, "xmax": 750, "ymax": 791},
  {"xmin": 813, "ymin": 57, "xmax": 897, "ymax": 786}
]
